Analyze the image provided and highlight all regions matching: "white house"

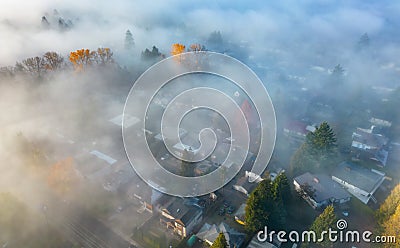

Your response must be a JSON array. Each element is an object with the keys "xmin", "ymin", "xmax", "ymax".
[{"xmin": 331, "ymin": 162, "xmax": 385, "ymax": 204}]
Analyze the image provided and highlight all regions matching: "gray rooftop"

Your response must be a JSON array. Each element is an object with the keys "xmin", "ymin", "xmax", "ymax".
[
  {"xmin": 196, "ymin": 222, "xmax": 245, "ymax": 247},
  {"xmin": 163, "ymin": 198, "xmax": 202, "ymax": 225},
  {"xmin": 332, "ymin": 162, "xmax": 385, "ymax": 193},
  {"xmin": 352, "ymin": 127, "xmax": 388, "ymax": 150},
  {"xmin": 294, "ymin": 173, "xmax": 350, "ymax": 203}
]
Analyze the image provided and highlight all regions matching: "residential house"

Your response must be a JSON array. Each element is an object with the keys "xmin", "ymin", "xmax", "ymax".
[
  {"xmin": 351, "ymin": 126, "xmax": 389, "ymax": 166},
  {"xmin": 102, "ymin": 165, "xmax": 133, "ymax": 192},
  {"xmin": 123, "ymin": 178, "xmax": 163, "ymax": 213},
  {"xmin": 283, "ymin": 120, "xmax": 315, "ymax": 143},
  {"xmin": 331, "ymin": 162, "xmax": 386, "ymax": 204},
  {"xmin": 247, "ymin": 233, "xmax": 282, "ymax": 248},
  {"xmin": 233, "ymin": 171, "xmax": 262, "ymax": 196},
  {"xmin": 369, "ymin": 117, "xmax": 392, "ymax": 128},
  {"xmin": 196, "ymin": 222, "xmax": 245, "ymax": 248},
  {"xmin": 160, "ymin": 198, "xmax": 203, "ymax": 238},
  {"xmin": 108, "ymin": 114, "xmax": 140, "ymax": 128},
  {"xmin": 294, "ymin": 172, "xmax": 351, "ymax": 209},
  {"xmin": 74, "ymin": 150, "xmax": 116, "ymax": 182}
]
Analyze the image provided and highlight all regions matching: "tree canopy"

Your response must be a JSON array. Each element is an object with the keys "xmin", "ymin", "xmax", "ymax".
[
  {"xmin": 124, "ymin": 29, "xmax": 135, "ymax": 50},
  {"xmin": 304, "ymin": 205, "xmax": 337, "ymax": 247},
  {"xmin": 47, "ymin": 157, "xmax": 79, "ymax": 194},
  {"xmin": 290, "ymin": 122, "xmax": 337, "ymax": 175},
  {"xmin": 381, "ymin": 204, "xmax": 400, "ymax": 247},
  {"xmin": 357, "ymin": 33, "xmax": 370, "ymax": 51},
  {"xmin": 272, "ymin": 172, "xmax": 291, "ymax": 204},
  {"xmin": 141, "ymin": 46, "xmax": 162, "ymax": 61},
  {"xmin": 245, "ymin": 174, "xmax": 289, "ymax": 233},
  {"xmin": 211, "ymin": 232, "xmax": 228, "ymax": 248},
  {"xmin": 171, "ymin": 43, "xmax": 186, "ymax": 59},
  {"xmin": 376, "ymin": 183, "xmax": 400, "ymax": 247},
  {"xmin": 69, "ymin": 48, "xmax": 114, "ymax": 71}
]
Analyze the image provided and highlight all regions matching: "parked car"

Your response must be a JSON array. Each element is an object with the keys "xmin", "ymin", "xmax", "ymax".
[{"xmin": 227, "ymin": 206, "xmax": 235, "ymax": 214}]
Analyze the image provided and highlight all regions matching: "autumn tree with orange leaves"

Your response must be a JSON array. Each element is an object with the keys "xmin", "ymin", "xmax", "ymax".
[
  {"xmin": 171, "ymin": 43, "xmax": 186, "ymax": 56},
  {"xmin": 171, "ymin": 43, "xmax": 186, "ymax": 62},
  {"xmin": 69, "ymin": 49, "xmax": 96, "ymax": 71},
  {"xmin": 69, "ymin": 48, "xmax": 114, "ymax": 71},
  {"xmin": 47, "ymin": 157, "xmax": 79, "ymax": 194},
  {"xmin": 171, "ymin": 43, "xmax": 207, "ymax": 67}
]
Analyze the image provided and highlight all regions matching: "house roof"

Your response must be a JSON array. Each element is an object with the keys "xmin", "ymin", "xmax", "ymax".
[
  {"xmin": 374, "ymin": 149, "xmax": 389, "ymax": 166},
  {"xmin": 283, "ymin": 121, "xmax": 308, "ymax": 135},
  {"xmin": 294, "ymin": 172, "xmax": 350, "ymax": 203},
  {"xmin": 163, "ymin": 198, "xmax": 202, "ymax": 226},
  {"xmin": 180, "ymin": 207, "xmax": 202, "ymax": 226},
  {"xmin": 234, "ymin": 176, "xmax": 256, "ymax": 192},
  {"xmin": 196, "ymin": 222, "xmax": 245, "ymax": 247},
  {"xmin": 102, "ymin": 166, "xmax": 135, "ymax": 192},
  {"xmin": 122, "ymin": 173, "xmax": 162, "ymax": 205},
  {"xmin": 109, "ymin": 114, "xmax": 140, "ymax": 128},
  {"xmin": 247, "ymin": 234, "xmax": 280, "ymax": 248},
  {"xmin": 369, "ymin": 118, "xmax": 392, "ymax": 128},
  {"xmin": 352, "ymin": 127, "xmax": 388, "ymax": 150},
  {"xmin": 332, "ymin": 162, "xmax": 385, "ymax": 193}
]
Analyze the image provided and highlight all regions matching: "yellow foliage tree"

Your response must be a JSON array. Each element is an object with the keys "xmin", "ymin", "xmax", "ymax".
[
  {"xmin": 377, "ymin": 184, "xmax": 400, "ymax": 224},
  {"xmin": 69, "ymin": 49, "xmax": 96, "ymax": 71},
  {"xmin": 171, "ymin": 43, "xmax": 186, "ymax": 62},
  {"xmin": 171, "ymin": 43, "xmax": 186, "ymax": 56},
  {"xmin": 47, "ymin": 157, "xmax": 78, "ymax": 194},
  {"xmin": 382, "ymin": 204, "xmax": 400, "ymax": 247}
]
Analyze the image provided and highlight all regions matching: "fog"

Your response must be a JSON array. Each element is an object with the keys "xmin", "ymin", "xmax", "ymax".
[{"xmin": 1, "ymin": 0, "xmax": 400, "ymax": 247}]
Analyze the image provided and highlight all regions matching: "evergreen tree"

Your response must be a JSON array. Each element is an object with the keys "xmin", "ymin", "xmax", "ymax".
[
  {"xmin": 290, "ymin": 143, "xmax": 314, "ymax": 175},
  {"xmin": 151, "ymin": 46, "xmax": 160, "ymax": 57},
  {"xmin": 330, "ymin": 64, "xmax": 345, "ymax": 85},
  {"xmin": 273, "ymin": 172, "xmax": 291, "ymax": 204},
  {"xmin": 304, "ymin": 205, "xmax": 337, "ymax": 247},
  {"xmin": 141, "ymin": 46, "xmax": 162, "ymax": 61},
  {"xmin": 290, "ymin": 122, "xmax": 337, "ymax": 174},
  {"xmin": 357, "ymin": 33, "xmax": 370, "ymax": 51},
  {"xmin": 41, "ymin": 16, "xmax": 50, "ymax": 28},
  {"xmin": 308, "ymin": 122, "xmax": 337, "ymax": 156},
  {"xmin": 244, "ymin": 178, "xmax": 286, "ymax": 232},
  {"xmin": 211, "ymin": 232, "xmax": 228, "ymax": 248},
  {"xmin": 208, "ymin": 31, "xmax": 223, "ymax": 50},
  {"xmin": 124, "ymin": 30, "xmax": 134, "ymax": 50}
]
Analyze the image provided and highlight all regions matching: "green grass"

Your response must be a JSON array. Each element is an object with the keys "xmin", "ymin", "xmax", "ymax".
[
  {"xmin": 132, "ymin": 227, "xmax": 168, "ymax": 248},
  {"xmin": 349, "ymin": 198, "xmax": 374, "ymax": 216}
]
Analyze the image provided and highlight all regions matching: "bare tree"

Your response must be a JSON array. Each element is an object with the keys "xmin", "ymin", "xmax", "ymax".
[
  {"xmin": 22, "ymin": 56, "xmax": 46, "ymax": 77},
  {"xmin": 43, "ymin": 52, "xmax": 64, "ymax": 71}
]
